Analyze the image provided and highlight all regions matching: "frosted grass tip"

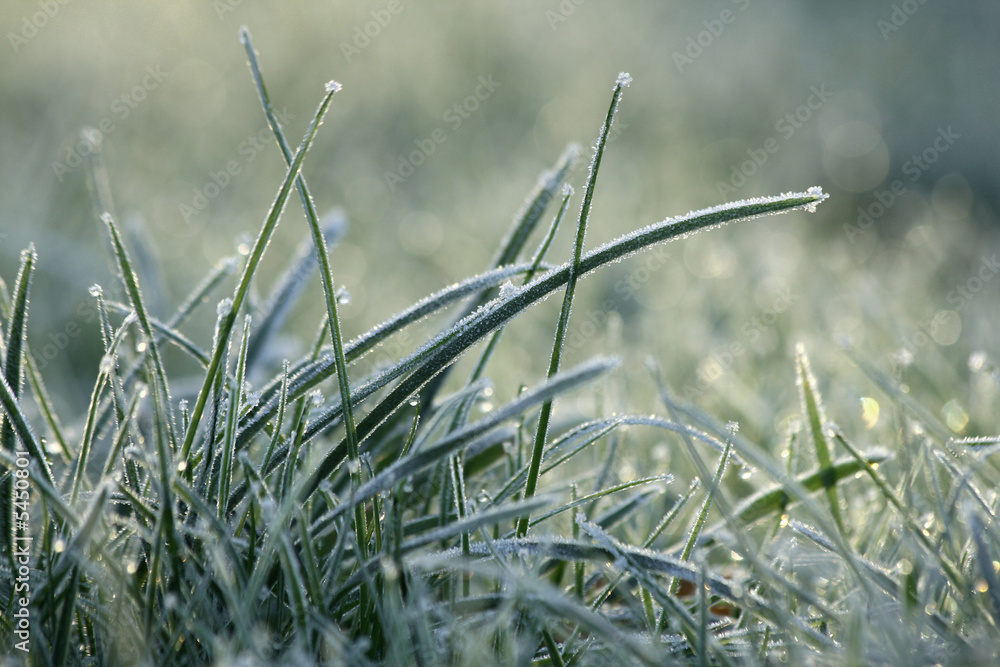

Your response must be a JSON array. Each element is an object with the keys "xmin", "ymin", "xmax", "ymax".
[
  {"xmin": 616, "ymin": 72, "xmax": 632, "ymax": 87},
  {"xmin": 802, "ymin": 186, "xmax": 829, "ymax": 213},
  {"xmin": 325, "ymin": 80, "xmax": 343, "ymax": 94}
]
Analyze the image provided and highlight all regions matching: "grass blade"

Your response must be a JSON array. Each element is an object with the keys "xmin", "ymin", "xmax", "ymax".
[
  {"xmin": 179, "ymin": 78, "xmax": 342, "ymax": 465},
  {"xmin": 795, "ymin": 344, "xmax": 846, "ymax": 535}
]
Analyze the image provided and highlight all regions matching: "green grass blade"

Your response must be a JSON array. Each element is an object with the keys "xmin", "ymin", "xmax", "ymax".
[
  {"xmin": 1, "ymin": 246, "xmax": 35, "ymax": 562},
  {"xmin": 795, "ymin": 344, "xmax": 846, "ymax": 535},
  {"xmin": 518, "ymin": 73, "xmax": 629, "ymax": 536},
  {"xmin": 179, "ymin": 78, "xmax": 342, "ymax": 465},
  {"xmin": 218, "ymin": 315, "xmax": 251, "ymax": 518},
  {"xmin": 102, "ymin": 212, "xmax": 178, "ymax": 450}
]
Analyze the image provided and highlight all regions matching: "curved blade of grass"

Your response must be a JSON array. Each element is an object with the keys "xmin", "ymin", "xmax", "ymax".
[
  {"xmin": 312, "ymin": 188, "xmax": 828, "ymax": 448},
  {"xmin": 518, "ymin": 72, "xmax": 630, "ymax": 536},
  {"xmin": 179, "ymin": 79, "xmax": 342, "ymax": 465},
  {"xmin": 102, "ymin": 212, "xmax": 178, "ymax": 451},
  {"xmin": 1, "ymin": 246, "xmax": 35, "ymax": 563},
  {"xmin": 795, "ymin": 344, "xmax": 846, "ymax": 535}
]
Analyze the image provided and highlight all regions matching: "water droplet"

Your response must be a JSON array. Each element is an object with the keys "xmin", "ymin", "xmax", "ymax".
[
  {"xmin": 738, "ymin": 466, "xmax": 753, "ymax": 480},
  {"xmin": 89, "ymin": 284, "xmax": 103, "ymax": 298},
  {"xmin": 335, "ymin": 287, "xmax": 351, "ymax": 305},
  {"xmin": 408, "ymin": 397, "xmax": 419, "ymax": 407},
  {"xmin": 969, "ymin": 351, "xmax": 988, "ymax": 372}
]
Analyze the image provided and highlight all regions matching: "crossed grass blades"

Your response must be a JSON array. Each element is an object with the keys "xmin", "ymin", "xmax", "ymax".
[{"xmin": 1, "ymin": 28, "xmax": 997, "ymax": 667}]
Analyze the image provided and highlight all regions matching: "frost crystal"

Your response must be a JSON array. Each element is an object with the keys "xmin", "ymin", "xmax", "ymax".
[
  {"xmin": 498, "ymin": 280, "xmax": 519, "ymax": 300},
  {"xmin": 616, "ymin": 72, "xmax": 632, "ymax": 87},
  {"xmin": 325, "ymin": 80, "xmax": 342, "ymax": 94},
  {"xmin": 89, "ymin": 284, "xmax": 103, "ymax": 298}
]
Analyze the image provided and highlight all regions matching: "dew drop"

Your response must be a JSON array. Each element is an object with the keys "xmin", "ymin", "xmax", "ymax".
[
  {"xmin": 969, "ymin": 351, "xmax": 988, "ymax": 372},
  {"xmin": 89, "ymin": 284, "xmax": 104, "ymax": 298},
  {"xmin": 335, "ymin": 287, "xmax": 351, "ymax": 305}
]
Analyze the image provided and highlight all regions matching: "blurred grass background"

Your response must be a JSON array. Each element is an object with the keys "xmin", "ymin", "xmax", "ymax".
[{"xmin": 2, "ymin": 1, "xmax": 998, "ymax": 456}]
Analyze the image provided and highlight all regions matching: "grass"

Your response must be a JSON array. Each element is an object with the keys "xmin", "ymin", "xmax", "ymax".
[{"xmin": 1, "ymin": 30, "xmax": 999, "ymax": 666}]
